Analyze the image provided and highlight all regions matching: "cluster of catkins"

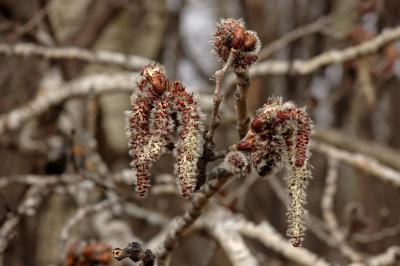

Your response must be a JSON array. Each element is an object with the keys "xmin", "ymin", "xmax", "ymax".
[
  {"xmin": 125, "ymin": 63, "xmax": 202, "ymax": 199},
  {"xmin": 227, "ymin": 97, "xmax": 312, "ymax": 247},
  {"xmin": 212, "ymin": 18, "xmax": 261, "ymax": 69}
]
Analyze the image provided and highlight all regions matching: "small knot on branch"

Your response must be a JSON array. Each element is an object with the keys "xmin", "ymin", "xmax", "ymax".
[{"xmin": 112, "ymin": 242, "xmax": 155, "ymax": 266}]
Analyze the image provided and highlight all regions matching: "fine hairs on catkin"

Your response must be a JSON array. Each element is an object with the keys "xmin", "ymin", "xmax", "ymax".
[
  {"xmin": 236, "ymin": 97, "xmax": 313, "ymax": 247},
  {"xmin": 125, "ymin": 63, "xmax": 203, "ymax": 199}
]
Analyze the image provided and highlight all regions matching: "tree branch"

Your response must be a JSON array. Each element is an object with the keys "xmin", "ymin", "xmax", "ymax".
[
  {"xmin": 321, "ymin": 158, "xmax": 363, "ymax": 262},
  {"xmin": 152, "ymin": 164, "xmax": 235, "ymax": 265},
  {"xmin": 0, "ymin": 42, "xmax": 149, "ymax": 70},
  {"xmin": 253, "ymin": 25, "xmax": 400, "ymax": 76},
  {"xmin": 234, "ymin": 68, "xmax": 251, "ymax": 139},
  {"xmin": 311, "ymin": 141, "xmax": 400, "ymax": 189},
  {"xmin": 0, "ymin": 72, "xmax": 135, "ymax": 137}
]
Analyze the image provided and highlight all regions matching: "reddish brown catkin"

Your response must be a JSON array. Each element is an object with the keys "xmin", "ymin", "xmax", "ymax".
[
  {"xmin": 171, "ymin": 81, "xmax": 202, "ymax": 199},
  {"xmin": 237, "ymin": 97, "xmax": 313, "ymax": 247},
  {"xmin": 125, "ymin": 63, "xmax": 202, "ymax": 199}
]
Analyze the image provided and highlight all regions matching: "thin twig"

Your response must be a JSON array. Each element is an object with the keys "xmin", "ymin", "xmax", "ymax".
[
  {"xmin": 0, "ymin": 174, "xmax": 78, "ymax": 188},
  {"xmin": 313, "ymin": 129, "xmax": 400, "ymax": 171},
  {"xmin": 234, "ymin": 68, "xmax": 251, "ymax": 139},
  {"xmin": 258, "ymin": 15, "xmax": 333, "ymax": 61},
  {"xmin": 321, "ymin": 158, "xmax": 364, "ymax": 262},
  {"xmin": 0, "ymin": 185, "xmax": 49, "ymax": 264},
  {"xmin": 202, "ymin": 207, "xmax": 259, "ymax": 266},
  {"xmin": 153, "ymin": 164, "xmax": 236, "ymax": 265},
  {"xmin": 253, "ymin": 25, "xmax": 400, "ymax": 75},
  {"xmin": 349, "ymin": 246, "xmax": 400, "ymax": 266},
  {"xmin": 0, "ymin": 73, "xmax": 135, "ymax": 137},
  {"xmin": 312, "ymin": 141, "xmax": 400, "ymax": 189},
  {"xmin": 206, "ymin": 50, "xmax": 237, "ymax": 141},
  {"xmin": 59, "ymin": 199, "xmax": 114, "ymax": 251},
  {"xmin": 197, "ymin": 50, "xmax": 237, "ymax": 188},
  {"xmin": 352, "ymin": 222, "xmax": 400, "ymax": 244},
  {"xmin": 211, "ymin": 207, "xmax": 330, "ymax": 266},
  {"xmin": 0, "ymin": 42, "xmax": 149, "ymax": 70}
]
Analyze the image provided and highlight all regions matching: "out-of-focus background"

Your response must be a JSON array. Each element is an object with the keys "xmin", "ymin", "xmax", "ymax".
[{"xmin": 0, "ymin": 0, "xmax": 400, "ymax": 265}]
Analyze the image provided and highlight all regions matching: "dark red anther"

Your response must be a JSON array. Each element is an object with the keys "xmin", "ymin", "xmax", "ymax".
[
  {"xmin": 178, "ymin": 100, "xmax": 185, "ymax": 108},
  {"xmin": 232, "ymin": 26, "xmax": 245, "ymax": 49},
  {"xmin": 251, "ymin": 116, "xmax": 264, "ymax": 133},
  {"xmin": 276, "ymin": 110, "xmax": 291, "ymax": 121},
  {"xmin": 174, "ymin": 81, "xmax": 183, "ymax": 91}
]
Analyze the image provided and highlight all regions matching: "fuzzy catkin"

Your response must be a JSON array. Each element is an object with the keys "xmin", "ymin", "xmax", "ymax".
[
  {"xmin": 172, "ymin": 82, "xmax": 202, "ymax": 199},
  {"xmin": 237, "ymin": 97, "xmax": 313, "ymax": 247},
  {"xmin": 125, "ymin": 64, "xmax": 202, "ymax": 199}
]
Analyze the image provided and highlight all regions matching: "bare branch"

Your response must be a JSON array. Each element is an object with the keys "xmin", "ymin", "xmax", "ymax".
[
  {"xmin": 258, "ymin": 15, "xmax": 333, "ymax": 61},
  {"xmin": 206, "ymin": 50, "xmax": 237, "ymax": 142},
  {"xmin": 228, "ymin": 208, "xmax": 330, "ymax": 266},
  {"xmin": 352, "ymin": 222, "xmax": 400, "ymax": 244},
  {"xmin": 253, "ymin": 25, "xmax": 400, "ymax": 76},
  {"xmin": 314, "ymin": 129, "xmax": 400, "ymax": 171},
  {"xmin": 234, "ymin": 68, "xmax": 251, "ymax": 139},
  {"xmin": 312, "ymin": 141, "xmax": 400, "ymax": 189},
  {"xmin": 321, "ymin": 158, "xmax": 364, "ymax": 262},
  {"xmin": 0, "ymin": 72, "xmax": 135, "ymax": 137},
  {"xmin": 0, "ymin": 185, "xmax": 49, "ymax": 264},
  {"xmin": 123, "ymin": 202, "xmax": 169, "ymax": 227},
  {"xmin": 349, "ymin": 246, "xmax": 400, "ymax": 266},
  {"xmin": 152, "ymin": 164, "xmax": 236, "ymax": 265},
  {"xmin": 0, "ymin": 174, "xmax": 78, "ymax": 188},
  {"xmin": 0, "ymin": 42, "xmax": 149, "ymax": 70},
  {"xmin": 203, "ymin": 207, "xmax": 259, "ymax": 266},
  {"xmin": 59, "ymin": 199, "xmax": 114, "ymax": 250}
]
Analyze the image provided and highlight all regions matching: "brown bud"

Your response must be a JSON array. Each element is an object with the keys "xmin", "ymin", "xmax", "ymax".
[
  {"xmin": 232, "ymin": 26, "xmax": 245, "ymax": 49},
  {"xmin": 251, "ymin": 116, "xmax": 264, "ymax": 133},
  {"xmin": 244, "ymin": 33, "xmax": 257, "ymax": 51},
  {"xmin": 149, "ymin": 73, "xmax": 166, "ymax": 94},
  {"xmin": 237, "ymin": 140, "xmax": 254, "ymax": 151},
  {"xmin": 142, "ymin": 65, "xmax": 166, "ymax": 94}
]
